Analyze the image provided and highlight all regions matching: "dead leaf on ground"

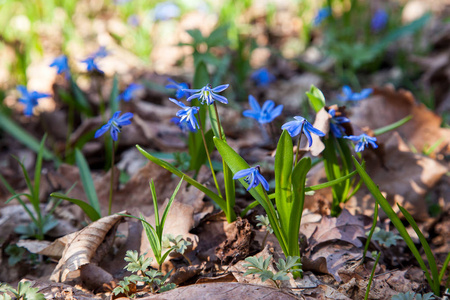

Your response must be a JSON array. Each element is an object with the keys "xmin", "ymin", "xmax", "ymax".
[
  {"xmin": 27, "ymin": 279, "xmax": 101, "ymax": 300},
  {"xmin": 138, "ymin": 282, "xmax": 299, "ymax": 300},
  {"xmin": 50, "ymin": 212, "xmax": 125, "ymax": 283},
  {"xmin": 350, "ymin": 85, "xmax": 450, "ymax": 155}
]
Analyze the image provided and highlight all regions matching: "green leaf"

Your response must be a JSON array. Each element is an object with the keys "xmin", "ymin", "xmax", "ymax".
[
  {"xmin": 213, "ymin": 137, "xmax": 288, "ymax": 254},
  {"xmin": 373, "ymin": 115, "xmax": 412, "ymax": 136},
  {"xmin": 75, "ymin": 149, "xmax": 101, "ymax": 216},
  {"xmin": 159, "ymin": 177, "xmax": 184, "ymax": 237},
  {"xmin": 306, "ymin": 85, "xmax": 326, "ymax": 113},
  {"xmin": 189, "ymin": 129, "xmax": 214, "ymax": 172},
  {"xmin": 0, "ymin": 110, "xmax": 57, "ymax": 161},
  {"xmin": 33, "ymin": 135, "xmax": 46, "ymax": 205},
  {"xmin": 289, "ymin": 157, "xmax": 311, "ymax": 256},
  {"xmin": 137, "ymin": 145, "xmax": 227, "ymax": 212},
  {"xmin": 186, "ymin": 29, "xmax": 204, "ymax": 43},
  {"xmin": 109, "ymin": 74, "xmax": 119, "ymax": 115},
  {"xmin": 352, "ymin": 157, "xmax": 437, "ymax": 294},
  {"xmin": 397, "ymin": 204, "xmax": 439, "ymax": 292},
  {"xmin": 274, "ymin": 130, "xmax": 293, "ymax": 238},
  {"xmin": 50, "ymin": 193, "xmax": 101, "ymax": 221}
]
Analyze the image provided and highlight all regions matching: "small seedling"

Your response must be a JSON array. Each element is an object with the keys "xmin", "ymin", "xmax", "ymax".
[
  {"xmin": 162, "ymin": 234, "xmax": 192, "ymax": 265},
  {"xmin": 369, "ymin": 227, "xmax": 403, "ymax": 247},
  {"xmin": 255, "ymin": 214, "xmax": 273, "ymax": 248},
  {"xmin": 0, "ymin": 281, "xmax": 45, "ymax": 300},
  {"xmin": 113, "ymin": 250, "xmax": 176, "ymax": 297},
  {"xmin": 391, "ymin": 291, "xmax": 435, "ymax": 300},
  {"xmin": 243, "ymin": 255, "xmax": 301, "ymax": 288}
]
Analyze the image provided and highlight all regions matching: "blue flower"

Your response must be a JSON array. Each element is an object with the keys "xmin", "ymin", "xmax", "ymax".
[
  {"xmin": 243, "ymin": 95, "xmax": 283, "ymax": 124},
  {"xmin": 338, "ymin": 85, "xmax": 373, "ymax": 101},
  {"xmin": 371, "ymin": 9, "xmax": 388, "ymax": 33},
  {"xmin": 344, "ymin": 134, "xmax": 378, "ymax": 152},
  {"xmin": 17, "ymin": 85, "xmax": 51, "ymax": 116},
  {"xmin": 328, "ymin": 109, "xmax": 350, "ymax": 138},
  {"xmin": 118, "ymin": 83, "xmax": 143, "ymax": 102},
  {"xmin": 166, "ymin": 78, "xmax": 190, "ymax": 99},
  {"xmin": 93, "ymin": 46, "xmax": 109, "ymax": 59},
  {"xmin": 154, "ymin": 1, "xmax": 180, "ymax": 21},
  {"xmin": 127, "ymin": 14, "xmax": 140, "ymax": 27},
  {"xmin": 94, "ymin": 111, "xmax": 134, "ymax": 141},
  {"xmin": 281, "ymin": 116, "xmax": 325, "ymax": 147},
  {"xmin": 185, "ymin": 84, "xmax": 229, "ymax": 105},
  {"xmin": 250, "ymin": 68, "xmax": 275, "ymax": 87},
  {"xmin": 313, "ymin": 7, "xmax": 331, "ymax": 26},
  {"xmin": 171, "ymin": 117, "xmax": 197, "ymax": 132},
  {"xmin": 169, "ymin": 98, "xmax": 200, "ymax": 130},
  {"xmin": 49, "ymin": 55, "xmax": 70, "ymax": 78},
  {"xmin": 233, "ymin": 166, "xmax": 269, "ymax": 191},
  {"xmin": 81, "ymin": 57, "xmax": 104, "ymax": 74}
]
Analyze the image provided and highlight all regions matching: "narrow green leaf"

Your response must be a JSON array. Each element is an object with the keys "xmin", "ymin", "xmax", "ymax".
[
  {"xmin": 50, "ymin": 193, "xmax": 101, "ymax": 221},
  {"xmin": 274, "ymin": 130, "xmax": 293, "ymax": 238},
  {"xmin": 189, "ymin": 129, "xmax": 214, "ymax": 172},
  {"xmin": 223, "ymin": 162, "xmax": 236, "ymax": 223},
  {"xmin": 137, "ymin": 145, "xmax": 227, "ymax": 212},
  {"xmin": 398, "ymin": 204, "xmax": 439, "ymax": 292},
  {"xmin": 70, "ymin": 77, "xmax": 92, "ymax": 116},
  {"xmin": 213, "ymin": 137, "xmax": 288, "ymax": 255},
  {"xmin": 289, "ymin": 157, "xmax": 311, "ymax": 256},
  {"xmin": 160, "ymin": 177, "xmax": 184, "ymax": 235},
  {"xmin": 373, "ymin": 115, "xmax": 412, "ymax": 136},
  {"xmin": 352, "ymin": 157, "xmax": 435, "ymax": 293},
  {"xmin": 149, "ymin": 180, "xmax": 160, "ymax": 234},
  {"xmin": 306, "ymin": 85, "xmax": 326, "ymax": 113},
  {"xmin": 109, "ymin": 74, "xmax": 119, "ymax": 114},
  {"xmin": 75, "ymin": 149, "xmax": 101, "ymax": 216},
  {"xmin": 33, "ymin": 135, "xmax": 46, "ymax": 207},
  {"xmin": 439, "ymin": 251, "xmax": 450, "ymax": 283},
  {"xmin": 0, "ymin": 110, "xmax": 57, "ymax": 161},
  {"xmin": 363, "ymin": 202, "xmax": 378, "ymax": 262}
]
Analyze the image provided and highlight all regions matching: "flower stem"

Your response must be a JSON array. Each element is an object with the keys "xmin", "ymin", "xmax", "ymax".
[
  {"xmin": 294, "ymin": 123, "xmax": 304, "ymax": 166},
  {"xmin": 108, "ymin": 140, "xmax": 115, "ymax": 215},
  {"xmin": 198, "ymin": 116, "xmax": 223, "ymax": 198},
  {"xmin": 96, "ymin": 78, "xmax": 106, "ymax": 123},
  {"xmin": 213, "ymin": 102, "xmax": 224, "ymax": 140}
]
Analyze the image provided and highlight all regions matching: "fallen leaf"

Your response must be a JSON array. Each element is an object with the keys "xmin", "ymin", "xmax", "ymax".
[{"xmin": 50, "ymin": 212, "xmax": 125, "ymax": 283}]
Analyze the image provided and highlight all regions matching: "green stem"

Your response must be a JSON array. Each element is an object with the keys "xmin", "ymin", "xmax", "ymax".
[
  {"xmin": 108, "ymin": 141, "xmax": 115, "ymax": 215},
  {"xmin": 294, "ymin": 123, "xmax": 304, "ymax": 166},
  {"xmin": 97, "ymin": 78, "xmax": 105, "ymax": 123},
  {"xmin": 364, "ymin": 252, "xmax": 381, "ymax": 300},
  {"xmin": 213, "ymin": 102, "xmax": 223, "ymax": 140},
  {"xmin": 262, "ymin": 231, "xmax": 269, "ymax": 249},
  {"xmin": 65, "ymin": 102, "xmax": 74, "ymax": 160},
  {"xmin": 182, "ymin": 253, "xmax": 192, "ymax": 265},
  {"xmin": 363, "ymin": 202, "xmax": 378, "ymax": 263},
  {"xmin": 198, "ymin": 116, "xmax": 223, "ymax": 198}
]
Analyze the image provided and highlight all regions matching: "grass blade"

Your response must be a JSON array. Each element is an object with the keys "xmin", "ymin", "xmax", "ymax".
[
  {"xmin": 50, "ymin": 193, "xmax": 101, "ymax": 221},
  {"xmin": 33, "ymin": 135, "xmax": 46, "ymax": 207},
  {"xmin": 75, "ymin": 149, "xmax": 101, "ymax": 216},
  {"xmin": 109, "ymin": 74, "xmax": 119, "ymax": 114},
  {"xmin": 160, "ymin": 177, "xmax": 184, "ymax": 232}
]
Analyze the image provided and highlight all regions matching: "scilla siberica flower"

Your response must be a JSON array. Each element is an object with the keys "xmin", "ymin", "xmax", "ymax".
[
  {"xmin": 371, "ymin": 9, "xmax": 388, "ymax": 33},
  {"xmin": 171, "ymin": 117, "xmax": 197, "ymax": 133},
  {"xmin": 185, "ymin": 84, "xmax": 229, "ymax": 105},
  {"xmin": 243, "ymin": 95, "xmax": 283, "ymax": 124},
  {"xmin": 338, "ymin": 86, "xmax": 373, "ymax": 101},
  {"xmin": 233, "ymin": 166, "xmax": 269, "ymax": 191},
  {"xmin": 250, "ymin": 68, "xmax": 275, "ymax": 87},
  {"xmin": 17, "ymin": 85, "xmax": 51, "ymax": 117},
  {"xmin": 328, "ymin": 109, "xmax": 350, "ymax": 138},
  {"xmin": 313, "ymin": 7, "xmax": 331, "ymax": 26},
  {"xmin": 166, "ymin": 78, "xmax": 190, "ymax": 99},
  {"xmin": 169, "ymin": 98, "xmax": 200, "ymax": 130},
  {"xmin": 95, "ymin": 111, "xmax": 134, "ymax": 141},
  {"xmin": 81, "ymin": 57, "xmax": 104, "ymax": 74},
  {"xmin": 50, "ymin": 55, "xmax": 70, "ymax": 78},
  {"xmin": 117, "ymin": 83, "xmax": 143, "ymax": 102},
  {"xmin": 281, "ymin": 116, "xmax": 325, "ymax": 147},
  {"xmin": 344, "ymin": 134, "xmax": 378, "ymax": 152}
]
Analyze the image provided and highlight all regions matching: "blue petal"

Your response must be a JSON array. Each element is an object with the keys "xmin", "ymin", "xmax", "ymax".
[
  {"xmin": 212, "ymin": 84, "xmax": 229, "ymax": 93},
  {"xmin": 117, "ymin": 112, "xmax": 134, "ymax": 125},
  {"xmin": 248, "ymin": 95, "xmax": 261, "ymax": 112},
  {"xmin": 355, "ymin": 142, "xmax": 365, "ymax": 152},
  {"xmin": 112, "ymin": 111, "xmax": 121, "ymax": 120},
  {"xmin": 342, "ymin": 86, "xmax": 353, "ymax": 98},
  {"xmin": 110, "ymin": 127, "xmax": 119, "ymax": 141},
  {"xmin": 186, "ymin": 92, "xmax": 201, "ymax": 102},
  {"xmin": 212, "ymin": 93, "xmax": 228, "ymax": 104},
  {"xmin": 95, "ymin": 123, "xmax": 111, "ymax": 138},
  {"xmin": 269, "ymin": 104, "xmax": 283, "ymax": 120},
  {"xmin": 169, "ymin": 98, "xmax": 185, "ymax": 108},
  {"xmin": 256, "ymin": 173, "xmax": 269, "ymax": 191},
  {"xmin": 281, "ymin": 121, "xmax": 302, "ymax": 137},
  {"xmin": 233, "ymin": 168, "xmax": 254, "ymax": 180},
  {"xmin": 303, "ymin": 129, "xmax": 313, "ymax": 147},
  {"xmin": 305, "ymin": 123, "xmax": 325, "ymax": 137},
  {"xmin": 243, "ymin": 110, "xmax": 260, "ymax": 120},
  {"xmin": 261, "ymin": 100, "xmax": 274, "ymax": 112}
]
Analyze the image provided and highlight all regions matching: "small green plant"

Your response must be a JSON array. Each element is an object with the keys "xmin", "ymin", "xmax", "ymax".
[
  {"xmin": 391, "ymin": 291, "xmax": 435, "ymax": 300},
  {"xmin": 0, "ymin": 281, "xmax": 45, "ymax": 300},
  {"xmin": 364, "ymin": 251, "xmax": 381, "ymax": 300},
  {"xmin": 354, "ymin": 158, "xmax": 450, "ymax": 296},
  {"xmin": 243, "ymin": 255, "xmax": 301, "ymax": 289},
  {"xmin": 113, "ymin": 250, "xmax": 176, "ymax": 297},
  {"xmin": 370, "ymin": 227, "xmax": 403, "ymax": 248},
  {"xmin": 1, "ymin": 136, "xmax": 60, "ymax": 240},
  {"xmin": 121, "ymin": 177, "xmax": 188, "ymax": 269},
  {"xmin": 255, "ymin": 214, "xmax": 273, "ymax": 248},
  {"xmin": 162, "ymin": 234, "xmax": 192, "ymax": 265}
]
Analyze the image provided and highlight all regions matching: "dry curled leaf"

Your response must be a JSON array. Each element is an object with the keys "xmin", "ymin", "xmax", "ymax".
[{"xmin": 50, "ymin": 212, "xmax": 126, "ymax": 283}]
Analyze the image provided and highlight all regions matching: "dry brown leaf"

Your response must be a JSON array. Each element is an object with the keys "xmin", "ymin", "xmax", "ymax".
[
  {"xmin": 50, "ymin": 212, "xmax": 125, "ymax": 283},
  {"xmin": 138, "ymin": 282, "xmax": 299, "ymax": 300},
  {"xmin": 26, "ymin": 279, "xmax": 101, "ymax": 300},
  {"xmin": 350, "ymin": 85, "xmax": 450, "ymax": 155},
  {"xmin": 353, "ymin": 132, "xmax": 448, "ymax": 220},
  {"xmin": 308, "ymin": 209, "xmax": 366, "ymax": 250}
]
